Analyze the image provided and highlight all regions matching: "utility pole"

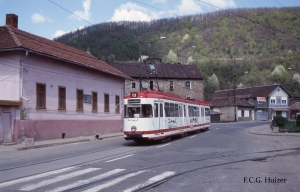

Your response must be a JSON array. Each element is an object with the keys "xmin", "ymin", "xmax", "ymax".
[
  {"xmin": 138, "ymin": 37, "xmax": 166, "ymax": 91},
  {"xmin": 233, "ymin": 74, "xmax": 237, "ymax": 122},
  {"xmin": 139, "ymin": 40, "xmax": 142, "ymax": 91}
]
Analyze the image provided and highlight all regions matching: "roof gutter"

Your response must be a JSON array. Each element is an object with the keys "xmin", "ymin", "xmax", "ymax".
[{"xmin": 0, "ymin": 48, "xmax": 130, "ymax": 80}]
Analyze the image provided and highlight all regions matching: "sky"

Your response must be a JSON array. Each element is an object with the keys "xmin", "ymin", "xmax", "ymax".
[{"xmin": 0, "ymin": 0, "xmax": 299, "ymax": 40}]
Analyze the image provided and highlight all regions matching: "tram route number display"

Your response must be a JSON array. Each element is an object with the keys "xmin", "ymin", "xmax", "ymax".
[{"xmin": 128, "ymin": 99, "xmax": 141, "ymax": 104}]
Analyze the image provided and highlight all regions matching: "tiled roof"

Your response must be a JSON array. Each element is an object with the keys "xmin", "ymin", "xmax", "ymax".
[
  {"xmin": 211, "ymin": 84, "xmax": 292, "ymax": 99},
  {"xmin": 290, "ymin": 102, "xmax": 300, "ymax": 111},
  {"xmin": 0, "ymin": 25, "xmax": 129, "ymax": 79},
  {"xmin": 108, "ymin": 62, "xmax": 204, "ymax": 79},
  {"xmin": 208, "ymin": 97, "xmax": 254, "ymax": 108}
]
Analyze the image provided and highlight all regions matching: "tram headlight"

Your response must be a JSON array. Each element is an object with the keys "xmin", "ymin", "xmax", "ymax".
[{"xmin": 131, "ymin": 126, "xmax": 137, "ymax": 133}]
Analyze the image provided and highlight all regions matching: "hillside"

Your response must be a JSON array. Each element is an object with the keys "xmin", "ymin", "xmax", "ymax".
[{"xmin": 55, "ymin": 7, "xmax": 300, "ymax": 97}]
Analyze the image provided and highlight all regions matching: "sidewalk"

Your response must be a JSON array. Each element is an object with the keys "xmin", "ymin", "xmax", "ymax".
[
  {"xmin": 0, "ymin": 132, "xmax": 123, "ymax": 152},
  {"xmin": 249, "ymin": 124, "xmax": 300, "ymax": 136}
]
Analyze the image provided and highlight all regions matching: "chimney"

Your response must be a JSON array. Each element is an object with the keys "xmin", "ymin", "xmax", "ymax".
[{"xmin": 6, "ymin": 14, "xmax": 18, "ymax": 28}]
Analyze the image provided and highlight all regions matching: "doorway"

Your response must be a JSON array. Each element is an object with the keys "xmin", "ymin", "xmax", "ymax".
[{"xmin": 2, "ymin": 112, "xmax": 12, "ymax": 143}]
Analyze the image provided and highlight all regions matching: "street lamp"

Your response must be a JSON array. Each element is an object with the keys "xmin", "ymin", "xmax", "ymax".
[{"xmin": 139, "ymin": 36, "xmax": 166, "ymax": 91}]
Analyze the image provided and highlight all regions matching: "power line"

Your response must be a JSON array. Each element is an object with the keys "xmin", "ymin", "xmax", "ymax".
[
  {"xmin": 131, "ymin": 0, "xmax": 180, "ymax": 18},
  {"xmin": 274, "ymin": 0, "xmax": 300, "ymax": 18},
  {"xmin": 197, "ymin": 0, "xmax": 300, "ymax": 40},
  {"xmin": 48, "ymin": 0, "xmax": 93, "ymax": 25}
]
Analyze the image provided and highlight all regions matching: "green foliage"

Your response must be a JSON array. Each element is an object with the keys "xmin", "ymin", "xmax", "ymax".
[
  {"xmin": 297, "ymin": 114, "xmax": 300, "ymax": 126},
  {"xmin": 54, "ymin": 7, "xmax": 300, "ymax": 97},
  {"xmin": 273, "ymin": 115, "xmax": 288, "ymax": 126}
]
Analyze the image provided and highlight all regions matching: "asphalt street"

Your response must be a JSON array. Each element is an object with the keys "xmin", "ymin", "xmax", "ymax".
[{"xmin": 0, "ymin": 121, "xmax": 299, "ymax": 192}]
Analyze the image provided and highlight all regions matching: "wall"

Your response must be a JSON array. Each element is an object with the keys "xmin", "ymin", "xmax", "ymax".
[
  {"xmin": 0, "ymin": 52, "xmax": 21, "ymax": 100},
  {"xmin": 237, "ymin": 107, "xmax": 254, "ymax": 121},
  {"xmin": 1, "ymin": 50, "xmax": 125, "ymax": 142},
  {"xmin": 219, "ymin": 106, "xmax": 237, "ymax": 122},
  {"xmin": 124, "ymin": 78, "xmax": 204, "ymax": 100}
]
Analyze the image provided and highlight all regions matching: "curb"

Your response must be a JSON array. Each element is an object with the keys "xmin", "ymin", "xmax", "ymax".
[
  {"xmin": 16, "ymin": 139, "xmax": 91, "ymax": 151},
  {"xmin": 15, "ymin": 133, "xmax": 124, "ymax": 151},
  {"xmin": 249, "ymin": 125, "xmax": 300, "ymax": 137}
]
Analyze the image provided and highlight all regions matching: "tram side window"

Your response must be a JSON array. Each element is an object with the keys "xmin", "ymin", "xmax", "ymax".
[
  {"xmin": 188, "ymin": 106, "xmax": 194, "ymax": 117},
  {"xmin": 205, "ymin": 108, "xmax": 210, "ymax": 116},
  {"xmin": 179, "ymin": 105, "xmax": 182, "ymax": 117},
  {"xmin": 154, "ymin": 103, "xmax": 158, "ymax": 118},
  {"xmin": 194, "ymin": 107, "xmax": 199, "ymax": 117},
  {"xmin": 201, "ymin": 107, "xmax": 205, "ymax": 117},
  {"xmin": 160, "ymin": 103, "xmax": 163, "ymax": 117},
  {"xmin": 175, "ymin": 104, "xmax": 179, "ymax": 117},
  {"xmin": 170, "ymin": 103, "xmax": 175, "ymax": 117},
  {"xmin": 165, "ymin": 102, "xmax": 170, "ymax": 117}
]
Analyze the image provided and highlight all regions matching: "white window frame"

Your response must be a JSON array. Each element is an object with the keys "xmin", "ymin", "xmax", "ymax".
[{"xmin": 186, "ymin": 81, "xmax": 191, "ymax": 90}]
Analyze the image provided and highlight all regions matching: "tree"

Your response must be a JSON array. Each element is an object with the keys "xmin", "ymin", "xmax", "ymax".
[
  {"xmin": 108, "ymin": 54, "xmax": 116, "ymax": 62},
  {"xmin": 166, "ymin": 50, "xmax": 178, "ymax": 64}
]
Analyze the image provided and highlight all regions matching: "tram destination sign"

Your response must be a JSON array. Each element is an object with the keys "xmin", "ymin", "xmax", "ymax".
[{"xmin": 128, "ymin": 99, "xmax": 141, "ymax": 104}]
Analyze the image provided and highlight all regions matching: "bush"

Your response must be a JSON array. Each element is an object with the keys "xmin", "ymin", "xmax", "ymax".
[
  {"xmin": 297, "ymin": 114, "xmax": 300, "ymax": 126},
  {"xmin": 273, "ymin": 115, "xmax": 287, "ymax": 126}
]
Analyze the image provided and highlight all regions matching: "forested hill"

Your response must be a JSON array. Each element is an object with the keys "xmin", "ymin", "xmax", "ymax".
[{"xmin": 55, "ymin": 7, "xmax": 300, "ymax": 97}]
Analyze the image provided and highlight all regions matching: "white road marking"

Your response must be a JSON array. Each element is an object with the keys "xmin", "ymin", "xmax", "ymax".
[
  {"xmin": 0, "ymin": 167, "xmax": 76, "ymax": 188},
  {"xmin": 123, "ymin": 171, "xmax": 175, "ymax": 192},
  {"xmin": 189, "ymin": 135, "xmax": 196, "ymax": 138},
  {"xmin": 206, "ymin": 131, "xmax": 211, "ymax": 133},
  {"xmin": 216, "ymin": 128, "xmax": 219, "ymax": 129},
  {"xmin": 156, "ymin": 143, "xmax": 170, "ymax": 148},
  {"xmin": 47, "ymin": 169, "xmax": 125, "ymax": 192},
  {"xmin": 20, "ymin": 168, "xmax": 100, "ymax": 191},
  {"xmin": 83, "ymin": 170, "xmax": 146, "ymax": 192},
  {"xmin": 106, "ymin": 154, "xmax": 134, "ymax": 163}
]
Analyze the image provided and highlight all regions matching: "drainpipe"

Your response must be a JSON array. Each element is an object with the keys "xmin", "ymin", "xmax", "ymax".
[{"xmin": 20, "ymin": 51, "xmax": 28, "ymax": 99}]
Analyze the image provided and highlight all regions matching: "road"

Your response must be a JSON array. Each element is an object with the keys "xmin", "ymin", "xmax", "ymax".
[{"xmin": 0, "ymin": 121, "xmax": 299, "ymax": 192}]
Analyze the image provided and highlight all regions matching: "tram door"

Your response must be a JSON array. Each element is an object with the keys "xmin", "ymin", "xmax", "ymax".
[
  {"xmin": 154, "ymin": 102, "xmax": 164, "ymax": 130},
  {"xmin": 179, "ymin": 104, "xmax": 185, "ymax": 127}
]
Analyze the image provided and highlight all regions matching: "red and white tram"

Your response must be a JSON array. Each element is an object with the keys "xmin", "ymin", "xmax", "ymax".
[{"xmin": 123, "ymin": 90, "xmax": 210, "ymax": 142}]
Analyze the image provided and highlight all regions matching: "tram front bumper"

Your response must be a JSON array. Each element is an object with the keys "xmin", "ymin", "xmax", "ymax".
[{"xmin": 124, "ymin": 133, "xmax": 146, "ymax": 140}]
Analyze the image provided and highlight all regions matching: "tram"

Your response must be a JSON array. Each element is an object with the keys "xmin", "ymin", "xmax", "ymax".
[{"xmin": 123, "ymin": 90, "xmax": 210, "ymax": 142}]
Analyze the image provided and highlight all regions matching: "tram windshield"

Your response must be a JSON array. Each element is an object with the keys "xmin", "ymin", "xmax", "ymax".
[{"xmin": 124, "ymin": 104, "xmax": 153, "ymax": 118}]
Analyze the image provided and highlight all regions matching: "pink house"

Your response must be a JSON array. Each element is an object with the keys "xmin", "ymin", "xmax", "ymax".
[{"xmin": 0, "ymin": 14, "xmax": 129, "ymax": 144}]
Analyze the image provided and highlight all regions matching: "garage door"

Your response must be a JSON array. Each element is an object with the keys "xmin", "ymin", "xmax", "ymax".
[{"xmin": 256, "ymin": 111, "xmax": 268, "ymax": 121}]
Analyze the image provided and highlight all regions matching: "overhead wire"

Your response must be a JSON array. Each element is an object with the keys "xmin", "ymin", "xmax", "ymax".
[{"xmin": 274, "ymin": 0, "xmax": 300, "ymax": 18}]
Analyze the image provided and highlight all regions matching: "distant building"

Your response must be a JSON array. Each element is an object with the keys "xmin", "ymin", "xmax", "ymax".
[
  {"xmin": 289, "ymin": 102, "xmax": 300, "ymax": 120},
  {"xmin": 208, "ymin": 84, "xmax": 292, "ymax": 121},
  {"xmin": 0, "ymin": 14, "xmax": 129, "ymax": 144},
  {"xmin": 108, "ymin": 62, "xmax": 204, "ymax": 100}
]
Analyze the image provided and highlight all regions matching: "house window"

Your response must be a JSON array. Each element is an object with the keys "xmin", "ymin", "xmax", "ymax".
[
  {"xmin": 282, "ymin": 100, "xmax": 287, "ymax": 104},
  {"xmin": 186, "ymin": 81, "xmax": 191, "ymax": 90},
  {"xmin": 77, "ymin": 89, "xmax": 83, "ymax": 111},
  {"xmin": 270, "ymin": 97, "xmax": 276, "ymax": 104},
  {"xmin": 92, "ymin": 92, "xmax": 97, "ymax": 112},
  {"xmin": 104, "ymin": 93, "xmax": 109, "ymax": 112},
  {"xmin": 249, "ymin": 99, "xmax": 253, "ymax": 104},
  {"xmin": 258, "ymin": 101, "xmax": 263, "ymax": 104},
  {"xmin": 132, "ymin": 82, "xmax": 136, "ymax": 88},
  {"xmin": 150, "ymin": 81, "xmax": 154, "ymax": 90},
  {"xmin": 241, "ymin": 110, "xmax": 244, "ymax": 117},
  {"xmin": 115, "ymin": 95, "xmax": 120, "ymax": 113},
  {"xmin": 58, "ymin": 87, "xmax": 66, "ymax": 110},
  {"xmin": 36, "ymin": 83, "xmax": 46, "ymax": 109},
  {"xmin": 170, "ymin": 81, "xmax": 174, "ymax": 90}
]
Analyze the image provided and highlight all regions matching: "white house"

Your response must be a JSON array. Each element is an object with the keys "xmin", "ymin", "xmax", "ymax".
[{"xmin": 0, "ymin": 14, "xmax": 129, "ymax": 144}]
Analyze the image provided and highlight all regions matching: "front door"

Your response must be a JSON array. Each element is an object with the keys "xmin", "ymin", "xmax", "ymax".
[{"xmin": 2, "ymin": 112, "xmax": 12, "ymax": 143}]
